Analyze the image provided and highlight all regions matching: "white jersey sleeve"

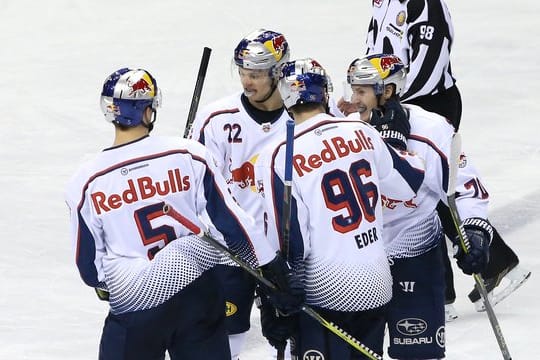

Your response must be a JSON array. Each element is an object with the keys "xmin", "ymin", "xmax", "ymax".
[{"xmin": 454, "ymin": 149, "xmax": 490, "ymax": 220}]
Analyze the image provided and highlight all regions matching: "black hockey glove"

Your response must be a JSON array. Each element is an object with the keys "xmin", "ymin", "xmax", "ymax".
[
  {"xmin": 255, "ymin": 285, "xmax": 297, "ymax": 352},
  {"xmin": 259, "ymin": 252, "xmax": 305, "ymax": 315},
  {"xmin": 453, "ymin": 218, "xmax": 493, "ymax": 275},
  {"xmin": 370, "ymin": 98, "xmax": 410, "ymax": 151}
]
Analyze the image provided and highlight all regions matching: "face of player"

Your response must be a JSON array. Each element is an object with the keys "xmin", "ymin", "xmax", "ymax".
[
  {"xmin": 238, "ymin": 67, "xmax": 274, "ymax": 102},
  {"xmin": 350, "ymin": 84, "xmax": 379, "ymax": 122}
]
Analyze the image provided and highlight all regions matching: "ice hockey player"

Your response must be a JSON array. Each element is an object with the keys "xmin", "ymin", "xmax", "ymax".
[
  {"xmin": 343, "ymin": 53, "xmax": 495, "ymax": 359},
  {"xmin": 65, "ymin": 67, "xmax": 303, "ymax": 360},
  {"xmin": 188, "ymin": 28, "xmax": 296, "ymax": 359},
  {"xmin": 257, "ymin": 57, "xmax": 425, "ymax": 359}
]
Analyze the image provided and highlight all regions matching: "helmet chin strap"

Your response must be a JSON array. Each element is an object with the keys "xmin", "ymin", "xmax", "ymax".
[
  {"xmin": 254, "ymin": 79, "xmax": 278, "ymax": 104},
  {"xmin": 143, "ymin": 109, "xmax": 157, "ymax": 133}
]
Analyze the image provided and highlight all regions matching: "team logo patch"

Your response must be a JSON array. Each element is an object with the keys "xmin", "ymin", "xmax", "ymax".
[
  {"xmin": 369, "ymin": 55, "xmax": 402, "ymax": 80},
  {"xmin": 106, "ymin": 103, "xmax": 120, "ymax": 116},
  {"xmin": 396, "ymin": 11, "xmax": 406, "ymax": 26},
  {"xmin": 396, "ymin": 318, "xmax": 428, "ymax": 336},
  {"xmin": 263, "ymin": 33, "xmax": 288, "ymax": 61},
  {"xmin": 303, "ymin": 349, "xmax": 325, "ymax": 360},
  {"xmin": 230, "ymin": 154, "xmax": 259, "ymax": 192},
  {"xmin": 436, "ymin": 326, "xmax": 446, "ymax": 348},
  {"xmin": 225, "ymin": 301, "xmax": 237, "ymax": 316}
]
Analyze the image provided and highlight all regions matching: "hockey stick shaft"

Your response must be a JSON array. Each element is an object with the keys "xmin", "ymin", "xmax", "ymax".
[
  {"xmin": 281, "ymin": 119, "xmax": 295, "ymax": 260},
  {"xmin": 277, "ymin": 119, "xmax": 295, "ymax": 360},
  {"xmin": 447, "ymin": 133, "xmax": 512, "ymax": 360},
  {"xmin": 162, "ymin": 203, "xmax": 382, "ymax": 360},
  {"xmin": 183, "ymin": 46, "xmax": 212, "ymax": 138}
]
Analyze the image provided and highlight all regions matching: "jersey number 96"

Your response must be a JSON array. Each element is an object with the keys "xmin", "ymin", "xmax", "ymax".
[{"xmin": 322, "ymin": 159, "xmax": 378, "ymax": 233}]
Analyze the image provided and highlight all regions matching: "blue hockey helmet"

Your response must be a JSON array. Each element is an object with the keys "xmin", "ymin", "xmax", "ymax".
[
  {"xmin": 278, "ymin": 58, "xmax": 330, "ymax": 109},
  {"xmin": 100, "ymin": 68, "xmax": 162, "ymax": 127},
  {"xmin": 234, "ymin": 29, "xmax": 290, "ymax": 76},
  {"xmin": 346, "ymin": 54, "xmax": 407, "ymax": 96}
]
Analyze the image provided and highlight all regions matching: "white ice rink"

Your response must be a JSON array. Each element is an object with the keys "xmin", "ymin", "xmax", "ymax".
[{"xmin": 1, "ymin": 0, "xmax": 538, "ymax": 358}]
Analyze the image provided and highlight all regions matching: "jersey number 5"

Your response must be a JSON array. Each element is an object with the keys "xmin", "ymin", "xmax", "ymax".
[
  {"xmin": 322, "ymin": 159, "xmax": 378, "ymax": 234},
  {"xmin": 134, "ymin": 202, "xmax": 177, "ymax": 259}
]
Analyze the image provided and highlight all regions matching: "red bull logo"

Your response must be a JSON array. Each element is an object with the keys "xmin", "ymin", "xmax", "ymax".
[
  {"xmin": 230, "ymin": 161, "xmax": 256, "ymax": 189},
  {"xmin": 106, "ymin": 103, "xmax": 120, "ymax": 116},
  {"xmin": 129, "ymin": 78, "xmax": 152, "ymax": 97},
  {"xmin": 381, "ymin": 195, "xmax": 418, "ymax": 210},
  {"xmin": 265, "ymin": 34, "xmax": 287, "ymax": 61},
  {"xmin": 379, "ymin": 55, "xmax": 401, "ymax": 71},
  {"xmin": 229, "ymin": 155, "xmax": 260, "ymax": 191},
  {"xmin": 292, "ymin": 79, "xmax": 306, "ymax": 91},
  {"xmin": 370, "ymin": 55, "xmax": 403, "ymax": 79}
]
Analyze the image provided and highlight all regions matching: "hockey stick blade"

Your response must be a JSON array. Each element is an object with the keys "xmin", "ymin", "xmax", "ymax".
[
  {"xmin": 447, "ymin": 133, "xmax": 512, "ymax": 360},
  {"xmin": 162, "ymin": 203, "xmax": 382, "ymax": 360},
  {"xmin": 183, "ymin": 46, "xmax": 212, "ymax": 138}
]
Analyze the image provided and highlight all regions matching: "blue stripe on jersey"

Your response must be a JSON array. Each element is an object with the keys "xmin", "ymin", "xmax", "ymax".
[
  {"xmin": 387, "ymin": 143, "xmax": 425, "ymax": 193},
  {"xmin": 196, "ymin": 108, "xmax": 240, "ymax": 145},
  {"xmin": 409, "ymin": 134, "xmax": 449, "ymax": 192},
  {"xmin": 76, "ymin": 212, "xmax": 100, "ymax": 286},
  {"xmin": 201, "ymin": 159, "xmax": 258, "ymax": 267}
]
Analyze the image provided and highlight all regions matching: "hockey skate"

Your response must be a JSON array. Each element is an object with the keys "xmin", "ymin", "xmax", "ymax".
[
  {"xmin": 445, "ymin": 303, "xmax": 458, "ymax": 322},
  {"xmin": 468, "ymin": 263, "xmax": 531, "ymax": 312}
]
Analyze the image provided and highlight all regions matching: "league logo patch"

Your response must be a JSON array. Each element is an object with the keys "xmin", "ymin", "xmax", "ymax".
[
  {"xmin": 396, "ymin": 10, "xmax": 406, "ymax": 26},
  {"xmin": 225, "ymin": 301, "xmax": 237, "ymax": 316},
  {"xmin": 373, "ymin": 0, "xmax": 384, "ymax": 7},
  {"xmin": 303, "ymin": 349, "xmax": 324, "ymax": 360}
]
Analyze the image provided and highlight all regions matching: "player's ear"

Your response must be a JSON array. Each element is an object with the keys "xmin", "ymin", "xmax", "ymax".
[
  {"xmin": 383, "ymin": 84, "xmax": 395, "ymax": 100},
  {"xmin": 143, "ymin": 106, "xmax": 153, "ymax": 123}
]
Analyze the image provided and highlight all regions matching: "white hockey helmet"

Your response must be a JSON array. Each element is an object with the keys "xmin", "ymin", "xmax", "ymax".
[
  {"xmin": 347, "ymin": 54, "xmax": 407, "ymax": 96},
  {"xmin": 278, "ymin": 58, "xmax": 330, "ymax": 110},
  {"xmin": 100, "ymin": 68, "xmax": 162, "ymax": 127},
  {"xmin": 234, "ymin": 29, "xmax": 290, "ymax": 76}
]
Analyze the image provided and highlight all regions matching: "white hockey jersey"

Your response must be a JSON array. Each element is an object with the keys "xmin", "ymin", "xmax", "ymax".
[
  {"xmin": 189, "ymin": 93, "xmax": 291, "ymax": 235},
  {"xmin": 257, "ymin": 113, "xmax": 425, "ymax": 311},
  {"xmin": 348, "ymin": 104, "xmax": 490, "ymax": 258},
  {"xmin": 65, "ymin": 135, "xmax": 275, "ymax": 314}
]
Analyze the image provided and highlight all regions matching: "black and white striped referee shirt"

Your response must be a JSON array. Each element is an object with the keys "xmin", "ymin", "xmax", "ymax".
[{"xmin": 366, "ymin": 0, "xmax": 456, "ymax": 102}]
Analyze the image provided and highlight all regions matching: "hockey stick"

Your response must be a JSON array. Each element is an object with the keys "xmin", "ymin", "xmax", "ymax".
[
  {"xmin": 281, "ymin": 120, "xmax": 295, "ymax": 268},
  {"xmin": 162, "ymin": 203, "xmax": 383, "ymax": 360},
  {"xmin": 277, "ymin": 119, "xmax": 295, "ymax": 360},
  {"xmin": 447, "ymin": 133, "xmax": 512, "ymax": 360},
  {"xmin": 183, "ymin": 46, "xmax": 212, "ymax": 138}
]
